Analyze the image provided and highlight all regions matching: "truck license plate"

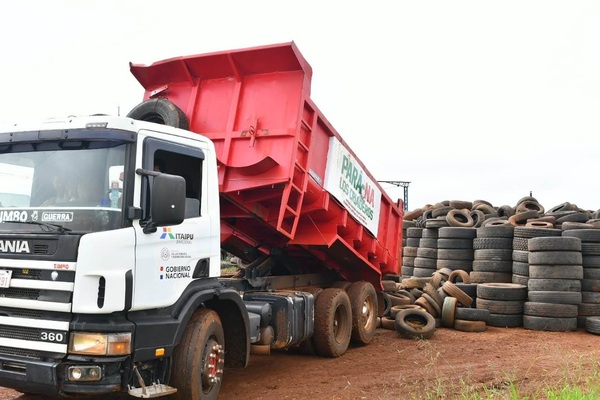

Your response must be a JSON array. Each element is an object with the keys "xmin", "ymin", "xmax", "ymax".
[{"xmin": 0, "ymin": 270, "xmax": 12, "ymax": 288}]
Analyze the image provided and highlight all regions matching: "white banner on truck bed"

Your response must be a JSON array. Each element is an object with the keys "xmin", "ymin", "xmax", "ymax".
[{"xmin": 324, "ymin": 137, "xmax": 381, "ymax": 236}]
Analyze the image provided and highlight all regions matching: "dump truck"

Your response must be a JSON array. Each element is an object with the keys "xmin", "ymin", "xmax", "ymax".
[{"xmin": 0, "ymin": 42, "xmax": 403, "ymax": 399}]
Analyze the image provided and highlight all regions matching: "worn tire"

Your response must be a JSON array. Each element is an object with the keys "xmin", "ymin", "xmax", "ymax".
[
  {"xmin": 171, "ymin": 309, "xmax": 225, "ymax": 400},
  {"xmin": 441, "ymin": 296, "xmax": 457, "ymax": 328},
  {"xmin": 394, "ymin": 308, "xmax": 436, "ymax": 339},
  {"xmin": 347, "ymin": 281, "xmax": 378, "ymax": 346},
  {"xmin": 523, "ymin": 315, "xmax": 577, "ymax": 332},
  {"xmin": 441, "ymin": 281, "xmax": 473, "ymax": 307},
  {"xmin": 313, "ymin": 288, "xmax": 352, "ymax": 357},
  {"xmin": 453, "ymin": 319, "xmax": 487, "ymax": 332},
  {"xmin": 476, "ymin": 283, "xmax": 528, "ymax": 301},
  {"xmin": 127, "ymin": 97, "xmax": 190, "ymax": 130}
]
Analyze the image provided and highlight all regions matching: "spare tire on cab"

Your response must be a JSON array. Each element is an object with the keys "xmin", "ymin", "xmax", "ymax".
[{"xmin": 127, "ymin": 98, "xmax": 190, "ymax": 130}]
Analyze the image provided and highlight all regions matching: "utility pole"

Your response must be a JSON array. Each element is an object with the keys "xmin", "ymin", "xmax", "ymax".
[{"xmin": 378, "ymin": 181, "xmax": 410, "ymax": 211}]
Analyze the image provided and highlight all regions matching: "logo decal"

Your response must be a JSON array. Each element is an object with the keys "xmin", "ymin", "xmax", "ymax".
[
  {"xmin": 0, "ymin": 240, "xmax": 30, "ymax": 253},
  {"xmin": 0, "ymin": 211, "xmax": 28, "ymax": 223},
  {"xmin": 161, "ymin": 248, "xmax": 170, "ymax": 261},
  {"xmin": 159, "ymin": 228, "xmax": 194, "ymax": 244},
  {"xmin": 42, "ymin": 212, "xmax": 74, "ymax": 222},
  {"xmin": 160, "ymin": 228, "xmax": 175, "ymax": 240},
  {"xmin": 159, "ymin": 265, "xmax": 191, "ymax": 280}
]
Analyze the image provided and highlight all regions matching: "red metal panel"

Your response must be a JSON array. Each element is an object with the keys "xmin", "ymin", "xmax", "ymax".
[{"xmin": 130, "ymin": 42, "xmax": 403, "ymax": 288}]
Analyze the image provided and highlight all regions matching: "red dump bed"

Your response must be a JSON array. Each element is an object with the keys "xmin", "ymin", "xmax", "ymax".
[{"xmin": 130, "ymin": 42, "xmax": 403, "ymax": 288}]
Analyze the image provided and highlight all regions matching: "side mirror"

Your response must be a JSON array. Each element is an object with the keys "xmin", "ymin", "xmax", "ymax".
[{"xmin": 143, "ymin": 173, "xmax": 186, "ymax": 233}]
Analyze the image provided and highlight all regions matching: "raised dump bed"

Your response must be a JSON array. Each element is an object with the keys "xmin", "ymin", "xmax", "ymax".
[{"xmin": 129, "ymin": 42, "xmax": 403, "ymax": 288}]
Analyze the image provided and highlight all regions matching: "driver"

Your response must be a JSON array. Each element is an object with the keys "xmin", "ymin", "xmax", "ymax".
[{"xmin": 41, "ymin": 174, "xmax": 76, "ymax": 206}]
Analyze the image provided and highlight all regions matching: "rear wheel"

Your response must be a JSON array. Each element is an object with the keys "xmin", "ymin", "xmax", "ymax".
[
  {"xmin": 347, "ymin": 281, "xmax": 378, "ymax": 346},
  {"xmin": 171, "ymin": 309, "xmax": 225, "ymax": 400},
  {"xmin": 313, "ymin": 288, "xmax": 352, "ymax": 358}
]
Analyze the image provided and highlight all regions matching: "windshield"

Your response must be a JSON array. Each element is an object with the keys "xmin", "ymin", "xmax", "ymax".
[{"xmin": 0, "ymin": 140, "xmax": 127, "ymax": 233}]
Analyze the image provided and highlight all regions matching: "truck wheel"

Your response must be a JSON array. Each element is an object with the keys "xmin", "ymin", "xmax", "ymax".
[
  {"xmin": 171, "ymin": 309, "xmax": 224, "ymax": 400},
  {"xmin": 347, "ymin": 281, "xmax": 378, "ymax": 346},
  {"xmin": 127, "ymin": 97, "xmax": 190, "ymax": 130},
  {"xmin": 313, "ymin": 288, "xmax": 352, "ymax": 358}
]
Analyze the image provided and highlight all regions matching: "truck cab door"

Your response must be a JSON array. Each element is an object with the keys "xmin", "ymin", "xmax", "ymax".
[{"xmin": 131, "ymin": 137, "xmax": 214, "ymax": 310}]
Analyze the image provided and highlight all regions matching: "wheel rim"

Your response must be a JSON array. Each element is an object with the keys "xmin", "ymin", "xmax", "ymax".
[
  {"xmin": 202, "ymin": 336, "xmax": 224, "ymax": 392},
  {"xmin": 360, "ymin": 296, "xmax": 376, "ymax": 331}
]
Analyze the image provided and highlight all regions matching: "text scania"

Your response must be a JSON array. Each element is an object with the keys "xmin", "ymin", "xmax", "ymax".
[
  {"xmin": 0, "ymin": 211, "xmax": 28, "ymax": 223},
  {"xmin": 164, "ymin": 265, "xmax": 191, "ymax": 279},
  {"xmin": 0, "ymin": 240, "xmax": 30, "ymax": 253},
  {"xmin": 339, "ymin": 155, "xmax": 375, "ymax": 219}
]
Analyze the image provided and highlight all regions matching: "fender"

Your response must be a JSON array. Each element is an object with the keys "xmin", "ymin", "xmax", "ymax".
[{"xmin": 129, "ymin": 278, "xmax": 250, "ymax": 368}]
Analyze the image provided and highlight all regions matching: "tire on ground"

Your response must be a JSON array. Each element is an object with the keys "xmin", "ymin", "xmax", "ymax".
[{"xmin": 394, "ymin": 308, "xmax": 436, "ymax": 340}]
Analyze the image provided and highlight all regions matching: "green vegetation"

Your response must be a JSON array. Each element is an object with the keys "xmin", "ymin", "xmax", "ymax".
[{"xmin": 405, "ymin": 340, "xmax": 600, "ymax": 400}]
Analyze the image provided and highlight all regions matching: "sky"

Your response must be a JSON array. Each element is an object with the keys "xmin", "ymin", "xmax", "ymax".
[{"xmin": 1, "ymin": 1, "xmax": 599, "ymax": 213}]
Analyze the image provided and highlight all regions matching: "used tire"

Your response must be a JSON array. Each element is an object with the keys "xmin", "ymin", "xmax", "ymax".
[
  {"xmin": 127, "ymin": 97, "xmax": 190, "ymax": 130},
  {"xmin": 171, "ymin": 309, "xmax": 225, "ymax": 400},
  {"xmin": 394, "ymin": 308, "xmax": 436, "ymax": 339},
  {"xmin": 313, "ymin": 288, "xmax": 352, "ymax": 358}
]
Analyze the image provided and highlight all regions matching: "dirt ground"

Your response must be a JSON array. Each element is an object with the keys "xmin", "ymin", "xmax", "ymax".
[{"xmin": 2, "ymin": 325, "xmax": 600, "ymax": 400}]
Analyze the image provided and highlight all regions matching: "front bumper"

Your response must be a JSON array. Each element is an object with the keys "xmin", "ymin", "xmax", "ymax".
[{"xmin": 0, "ymin": 354, "xmax": 126, "ymax": 396}]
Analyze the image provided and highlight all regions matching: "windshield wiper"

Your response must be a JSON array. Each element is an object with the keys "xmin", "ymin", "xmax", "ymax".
[{"xmin": 6, "ymin": 221, "xmax": 72, "ymax": 233}]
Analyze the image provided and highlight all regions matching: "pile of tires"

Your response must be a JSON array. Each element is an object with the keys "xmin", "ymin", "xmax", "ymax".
[
  {"xmin": 413, "ymin": 228, "xmax": 439, "ymax": 277},
  {"xmin": 436, "ymin": 227, "xmax": 476, "ymax": 275},
  {"xmin": 523, "ymin": 236, "xmax": 582, "ymax": 332},
  {"xmin": 378, "ymin": 268, "xmax": 483, "ymax": 336},
  {"xmin": 471, "ymin": 225, "xmax": 514, "ymax": 284},
  {"xmin": 401, "ymin": 227, "xmax": 423, "ymax": 279},
  {"xmin": 476, "ymin": 283, "xmax": 527, "ymax": 327},
  {"xmin": 561, "ymin": 229, "xmax": 600, "ymax": 329}
]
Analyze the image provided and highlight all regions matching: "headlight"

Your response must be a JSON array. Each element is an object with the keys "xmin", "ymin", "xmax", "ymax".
[{"xmin": 68, "ymin": 332, "xmax": 131, "ymax": 356}]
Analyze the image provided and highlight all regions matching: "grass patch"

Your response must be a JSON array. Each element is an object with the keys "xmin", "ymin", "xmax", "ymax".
[{"xmin": 402, "ymin": 340, "xmax": 600, "ymax": 400}]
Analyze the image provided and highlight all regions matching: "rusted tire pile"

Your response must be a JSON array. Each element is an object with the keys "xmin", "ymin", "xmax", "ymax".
[
  {"xmin": 476, "ymin": 283, "xmax": 527, "ymax": 327},
  {"xmin": 523, "ymin": 236, "xmax": 582, "ymax": 331},
  {"xmin": 561, "ymin": 229, "xmax": 600, "ymax": 328}
]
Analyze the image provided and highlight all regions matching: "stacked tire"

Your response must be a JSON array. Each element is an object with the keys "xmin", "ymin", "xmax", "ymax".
[
  {"xmin": 523, "ymin": 236, "xmax": 582, "ymax": 332},
  {"xmin": 436, "ymin": 227, "xmax": 476, "ymax": 274},
  {"xmin": 402, "ymin": 227, "xmax": 422, "ymax": 278},
  {"xmin": 476, "ymin": 283, "xmax": 527, "ymax": 327},
  {"xmin": 512, "ymin": 226, "xmax": 562, "ymax": 287},
  {"xmin": 471, "ymin": 225, "xmax": 515, "ymax": 284},
  {"xmin": 413, "ymin": 228, "xmax": 439, "ymax": 277},
  {"xmin": 561, "ymin": 229, "xmax": 600, "ymax": 329}
]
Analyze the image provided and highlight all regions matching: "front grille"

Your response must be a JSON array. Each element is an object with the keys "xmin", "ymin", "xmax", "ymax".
[
  {"xmin": 0, "ymin": 346, "xmax": 43, "ymax": 360},
  {"xmin": 31, "ymin": 244, "xmax": 49, "ymax": 255},
  {"xmin": 0, "ymin": 288, "xmax": 71, "ymax": 303},
  {"xmin": 0, "ymin": 325, "xmax": 44, "ymax": 342},
  {"xmin": 0, "ymin": 288, "xmax": 39, "ymax": 300},
  {"xmin": 0, "ymin": 306, "xmax": 70, "ymax": 321},
  {"xmin": 11, "ymin": 269, "xmax": 41, "ymax": 280}
]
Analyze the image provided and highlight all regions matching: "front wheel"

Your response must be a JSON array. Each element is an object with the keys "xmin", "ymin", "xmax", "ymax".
[{"xmin": 171, "ymin": 309, "xmax": 225, "ymax": 400}]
